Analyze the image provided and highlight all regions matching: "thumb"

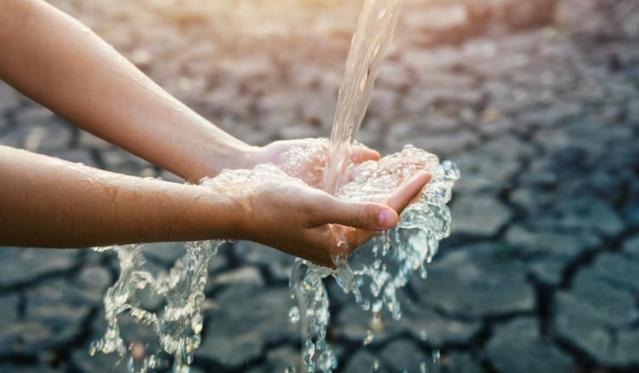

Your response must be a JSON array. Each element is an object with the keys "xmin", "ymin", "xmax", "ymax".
[{"xmin": 308, "ymin": 198, "xmax": 399, "ymax": 231}]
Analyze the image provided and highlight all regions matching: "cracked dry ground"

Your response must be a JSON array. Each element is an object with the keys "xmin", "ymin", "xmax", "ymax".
[{"xmin": 1, "ymin": 0, "xmax": 639, "ymax": 372}]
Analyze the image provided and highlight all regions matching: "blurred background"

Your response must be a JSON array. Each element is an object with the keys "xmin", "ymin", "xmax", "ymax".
[{"xmin": 1, "ymin": 0, "xmax": 639, "ymax": 371}]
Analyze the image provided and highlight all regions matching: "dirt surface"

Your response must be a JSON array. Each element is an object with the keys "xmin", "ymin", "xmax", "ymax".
[{"xmin": 0, "ymin": 0, "xmax": 638, "ymax": 371}]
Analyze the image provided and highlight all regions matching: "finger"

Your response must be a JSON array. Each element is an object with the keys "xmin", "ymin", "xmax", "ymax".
[
  {"xmin": 350, "ymin": 145, "xmax": 381, "ymax": 163},
  {"xmin": 386, "ymin": 172, "xmax": 432, "ymax": 214},
  {"xmin": 306, "ymin": 197, "xmax": 399, "ymax": 231}
]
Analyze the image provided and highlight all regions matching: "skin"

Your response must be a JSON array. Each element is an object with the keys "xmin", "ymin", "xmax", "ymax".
[{"xmin": 0, "ymin": 0, "xmax": 431, "ymax": 267}]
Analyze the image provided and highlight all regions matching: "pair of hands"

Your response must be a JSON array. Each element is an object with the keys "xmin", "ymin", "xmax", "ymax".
[
  {"xmin": 0, "ymin": 1, "xmax": 428, "ymax": 266},
  {"xmin": 215, "ymin": 139, "xmax": 431, "ymax": 267}
]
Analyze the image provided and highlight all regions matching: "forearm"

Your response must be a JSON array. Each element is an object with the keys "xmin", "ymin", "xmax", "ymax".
[
  {"xmin": 0, "ymin": 146, "xmax": 239, "ymax": 247},
  {"xmin": 0, "ymin": 0, "xmax": 251, "ymax": 181}
]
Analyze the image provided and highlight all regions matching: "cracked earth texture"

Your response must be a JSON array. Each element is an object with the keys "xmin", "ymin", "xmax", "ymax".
[{"xmin": 0, "ymin": 0, "xmax": 638, "ymax": 371}]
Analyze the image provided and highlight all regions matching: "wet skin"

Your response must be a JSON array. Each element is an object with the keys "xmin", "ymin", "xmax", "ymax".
[{"xmin": 0, "ymin": 0, "xmax": 430, "ymax": 266}]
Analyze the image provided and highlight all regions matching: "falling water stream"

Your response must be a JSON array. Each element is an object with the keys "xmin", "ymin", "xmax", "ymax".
[
  {"xmin": 91, "ymin": 0, "xmax": 458, "ymax": 372},
  {"xmin": 323, "ymin": 0, "xmax": 404, "ymax": 194}
]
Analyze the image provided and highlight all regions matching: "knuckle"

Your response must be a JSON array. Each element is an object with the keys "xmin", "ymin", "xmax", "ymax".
[
  {"xmin": 354, "ymin": 205, "xmax": 367, "ymax": 227},
  {"xmin": 357, "ymin": 204, "xmax": 375, "ymax": 228}
]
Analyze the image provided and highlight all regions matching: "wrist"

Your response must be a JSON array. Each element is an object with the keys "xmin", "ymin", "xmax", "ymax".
[
  {"xmin": 178, "ymin": 139, "xmax": 258, "ymax": 183},
  {"xmin": 187, "ymin": 185, "xmax": 241, "ymax": 240}
]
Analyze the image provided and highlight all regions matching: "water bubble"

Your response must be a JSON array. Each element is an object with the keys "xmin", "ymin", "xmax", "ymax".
[
  {"xmin": 420, "ymin": 362, "xmax": 428, "ymax": 373},
  {"xmin": 363, "ymin": 330, "xmax": 375, "ymax": 345},
  {"xmin": 419, "ymin": 265, "xmax": 428, "ymax": 279},
  {"xmin": 289, "ymin": 306, "xmax": 300, "ymax": 323},
  {"xmin": 432, "ymin": 350, "xmax": 441, "ymax": 365},
  {"xmin": 372, "ymin": 300, "xmax": 383, "ymax": 313}
]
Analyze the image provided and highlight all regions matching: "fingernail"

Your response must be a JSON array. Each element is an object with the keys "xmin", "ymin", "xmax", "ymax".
[{"xmin": 378, "ymin": 210, "xmax": 395, "ymax": 228}]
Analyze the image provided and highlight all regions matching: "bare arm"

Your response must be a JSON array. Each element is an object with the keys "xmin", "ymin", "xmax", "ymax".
[
  {"xmin": 0, "ymin": 0, "xmax": 252, "ymax": 181},
  {"xmin": 0, "ymin": 145, "xmax": 429, "ymax": 266},
  {"xmin": 0, "ymin": 0, "xmax": 380, "ymax": 181},
  {"xmin": 0, "ymin": 0, "xmax": 431, "ymax": 266},
  {"xmin": 0, "ymin": 145, "xmax": 240, "ymax": 247}
]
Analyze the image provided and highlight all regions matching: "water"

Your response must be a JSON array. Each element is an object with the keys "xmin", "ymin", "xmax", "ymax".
[
  {"xmin": 323, "ymin": 0, "xmax": 404, "ymax": 193},
  {"xmin": 91, "ymin": 241, "xmax": 220, "ymax": 372},
  {"xmin": 289, "ymin": 0, "xmax": 457, "ymax": 371},
  {"xmin": 288, "ymin": 146, "xmax": 458, "ymax": 372},
  {"xmin": 92, "ymin": 0, "xmax": 458, "ymax": 371},
  {"xmin": 91, "ymin": 149, "xmax": 458, "ymax": 372}
]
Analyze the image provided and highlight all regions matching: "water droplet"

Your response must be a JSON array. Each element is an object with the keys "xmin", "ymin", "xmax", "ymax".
[
  {"xmin": 90, "ymin": 1, "xmax": 459, "ymax": 372},
  {"xmin": 289, "ymin": 307, "xmax": 300, "ymax": 323},
  {"xmin": 363, "ymin": 330, "xmax": 375, "ymax": 345},
  {"xmin": 419, "ymin": 329, "xmax": 428, "ymax": 341},
  {"xmin": 419, "ymin": 265, "xmax": 428, "ymax": 279},
  {"xmin": 432, "ymin": 350, "xmax": 441, "ymax": 365}
]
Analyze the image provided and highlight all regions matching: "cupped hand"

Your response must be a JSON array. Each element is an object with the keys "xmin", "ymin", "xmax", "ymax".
[
  {"xmin": 226, "ymin": 171, "xmax": 431, "ymax": 267},
  {"xmin": 243, "ymin": 138, "xmax": 380, "ymax": 187}
]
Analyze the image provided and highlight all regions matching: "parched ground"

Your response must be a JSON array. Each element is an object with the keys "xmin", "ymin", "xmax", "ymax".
[{"xmin": 1, "ymin": 0, "xmax": 639, "ymax": 372}]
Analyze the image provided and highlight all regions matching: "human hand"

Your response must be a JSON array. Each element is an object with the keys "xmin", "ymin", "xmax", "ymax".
[
  {"xmin": 241, "ymin": 138, "xmax": 379, "ymax": 187},
  {"xmin": 218, "ymin": 171, "xmax": 431, "ymax": 267}
]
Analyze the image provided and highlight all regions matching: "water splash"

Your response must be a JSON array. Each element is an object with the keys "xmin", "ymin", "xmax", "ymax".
[
  {"xmin": 92, "ymin": 0, "xmax": 458, "ymax": 371},
  {"xmin": 91, "ymin": 241, "xmax": 221, "ymax": 371},
  {"xmin": 91, "ymin": 145, "xmax": 457, "ymax": 372},
  {"xmin": 287, "ymin": 0, "xmax": 460, "ymax": 371},
  {"xmin": 288, "ymin": 145, "xmax": 459, "ymax": 372}
]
